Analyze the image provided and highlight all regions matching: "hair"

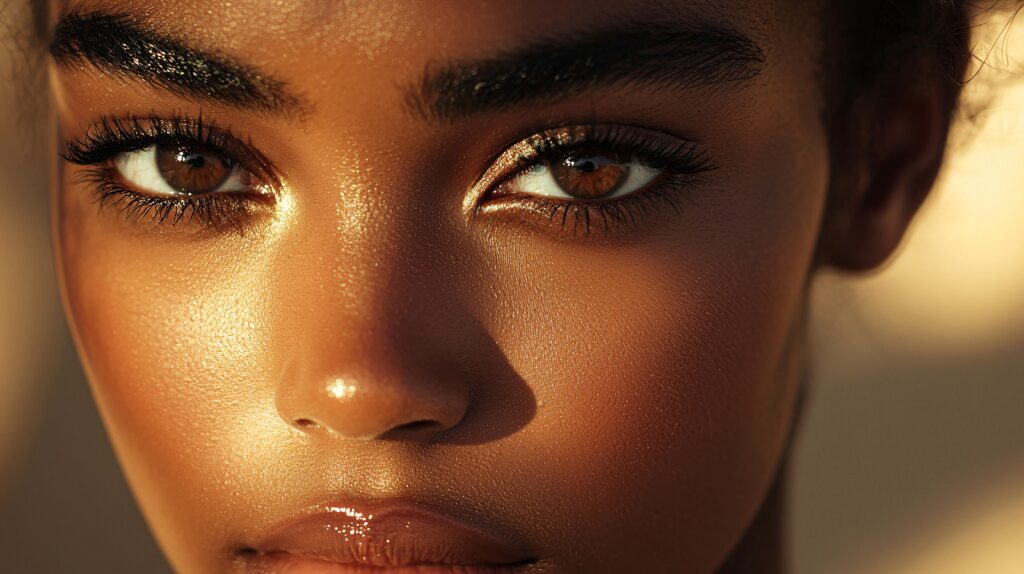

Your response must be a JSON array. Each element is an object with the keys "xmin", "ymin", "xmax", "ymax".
[
  {"xmin": 826, "ymin": 1, "xmax": 979, "ymax": 122},
  {"xmin": 820, "ymin": 1, "xmax": 1023, "ymax": 217}
]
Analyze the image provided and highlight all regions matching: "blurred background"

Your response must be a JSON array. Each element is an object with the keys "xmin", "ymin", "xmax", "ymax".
[{"xmin": 1, "ymin": 4, "xmax": 1022, "ymax": 573}]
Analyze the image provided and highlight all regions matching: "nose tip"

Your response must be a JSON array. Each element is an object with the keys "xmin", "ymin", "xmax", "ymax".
[{"xmin": 281, "ymin": 376, "xmax": 469, "ymax": 441}]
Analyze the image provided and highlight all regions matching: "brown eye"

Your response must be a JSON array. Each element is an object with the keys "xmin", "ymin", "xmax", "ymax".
[
  {"xmin": 501, "ymin": 150, "xmax": 662, "ymax": 202},
  {"xmin": 111, "ymin": 144, "xmax": 260, "ymax": 198},
  {"xmin": 155, "ymin": 144, "xmax": 234, "ymax": 194},
  {"xmin": 550, "ymin": 153, "xmax": 629, "ymax": 199}
]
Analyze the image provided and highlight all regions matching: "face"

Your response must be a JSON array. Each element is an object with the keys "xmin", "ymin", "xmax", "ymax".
[{"xmin": 50, "ymin": 0, "xmax": 829, "ymax": 572}]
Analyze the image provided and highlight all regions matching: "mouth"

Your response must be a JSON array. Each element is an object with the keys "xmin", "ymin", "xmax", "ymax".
[{"xmin": 236, "ymin": 502, "xmax": 539, "ymax": 573}]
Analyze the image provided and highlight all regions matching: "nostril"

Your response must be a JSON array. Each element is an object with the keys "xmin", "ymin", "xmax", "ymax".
[
  {"xmin": 400, "ymin": 420, "xmax": 439, "ymax": 432},
  {"xmin": 292, "ymin": 418, "xmax": 320, "ymax": 430},
  {"xmin": 379, "ymin": 419, "xmax": 443, "ymax": 440}
]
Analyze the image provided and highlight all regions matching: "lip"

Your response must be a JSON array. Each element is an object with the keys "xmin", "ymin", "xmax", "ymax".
[{"xmin": 238, "ymin": 502, "xmax": 536, "ymax": 573}]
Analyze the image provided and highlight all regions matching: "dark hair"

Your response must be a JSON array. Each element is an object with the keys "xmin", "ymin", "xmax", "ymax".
[
  {"xmin": 817, "ymin": 1, "xmax": 1018, "ymax": 218},
  {"xmin": 827, "ymin": 1, "xmax": 977, "ymax": 120}
]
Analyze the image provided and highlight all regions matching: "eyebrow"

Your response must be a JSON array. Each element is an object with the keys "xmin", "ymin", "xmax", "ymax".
[
  {"xmin": 406, "ymin": 21, "xmax": 765, "ymax": 124},
  {"xmin": 49, "ymin": 10, "xmax": 305, "ymax": 116}
]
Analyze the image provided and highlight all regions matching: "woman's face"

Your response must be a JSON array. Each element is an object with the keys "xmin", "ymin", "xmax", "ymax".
[{"xmin": 51, "ymin": 0, "xmax": 828, "ymax": 572}]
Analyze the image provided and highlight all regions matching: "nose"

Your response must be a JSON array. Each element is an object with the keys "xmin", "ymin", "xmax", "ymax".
[
  {"xmin": 273, "ymin": 259, "xmax": 476, "ymax": 442},
  {"xmin": 270, "ymin": 181, "xmax": 479, "ymax": 442},
  {"xmin": 277, "ymin": 351, "xmax": 471, "ymax": 441}
]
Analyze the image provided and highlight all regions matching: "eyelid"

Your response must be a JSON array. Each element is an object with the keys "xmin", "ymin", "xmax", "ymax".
[
  {"xmin": 469, "ymin": 123, "xmax": 713, "ymax": 207},
  {"xmin": 61, "ymin": 112, "xmax": 281, "ymax": 188},
  {"xmin": 472, "ymin": 125, "xmax": 598, "ymax": 196},
  {"xmin": 468, "ymin": 123, "xmax": 717, "ymax": 238},
  {"xmin": 60, "ymin": 112, "xmax": 281, "ymax": 231}
]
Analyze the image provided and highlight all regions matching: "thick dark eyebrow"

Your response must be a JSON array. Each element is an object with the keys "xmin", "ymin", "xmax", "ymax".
[
  {"xmin": 49, "ymin": 10, "xmax": 305, "ymax": 116},
  {"xmin": 406, "ymin": 21, "xmax": 765, "ymax": 124}
]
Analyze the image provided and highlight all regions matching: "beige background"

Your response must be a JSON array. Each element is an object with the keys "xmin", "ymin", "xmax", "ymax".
[{"xmin": 1, "ymin": 6, "xmax": 1022, "ymax": 573}]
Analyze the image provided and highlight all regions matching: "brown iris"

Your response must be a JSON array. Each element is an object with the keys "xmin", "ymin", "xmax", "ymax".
[
  {"xmin": 550, "ymin": 153, "xmax": 629, "ymax": 199},
  {"xmin": 155, "ymin": 144, "xmax": 234, "ymax": 194}
]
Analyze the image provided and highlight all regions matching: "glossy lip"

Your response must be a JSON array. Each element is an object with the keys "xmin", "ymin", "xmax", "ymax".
[{"xmin": 238, "ymin": 502, "xmax": 537, "ymax": 573}]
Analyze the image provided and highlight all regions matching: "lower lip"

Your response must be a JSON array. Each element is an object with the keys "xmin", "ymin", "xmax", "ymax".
[{"xmin": 242, "ymin": 552, "xmax": 532, "ymax": 574}]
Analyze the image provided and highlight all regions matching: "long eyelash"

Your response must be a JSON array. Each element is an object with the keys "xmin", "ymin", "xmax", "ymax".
[
  {"xmin": 61, "ymin": 112, "xmax": 277, "ymax": 230},
  {"xmin": 484, "ymin": 124, "xmax": 717, "ymax": 236},
  {"xmin": 490, "ymin": 187, "xmax": 688, "ymax": 237},
  {"xmin": 75, "ymin": 166, "xmax": 271, "ymax": 231},
  {"xmin": 521, "ymin": 124, "xmax": 716, "ymax": 176}
]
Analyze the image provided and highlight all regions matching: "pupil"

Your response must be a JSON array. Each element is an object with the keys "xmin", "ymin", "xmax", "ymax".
[
  {"xmin": 155, "ymin": 144, "xmax": 233, "ymax": 194},
  {"xmin": 571, "ymin": 157, "xmax": 608, "ymax": 174},
  {"xmin": 551, "ymin": 153, "xmax": 628, "ymax": 199},
  {"xmin": 177, "ymin": 151, "xmax": 208, "ymax": 170}
]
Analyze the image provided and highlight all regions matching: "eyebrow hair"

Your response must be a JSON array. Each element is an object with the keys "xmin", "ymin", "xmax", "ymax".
[
  {"xmin": 405, "ymin": 22, "xmax": 766, "ymax": 124},
  {"xmin": 49, "ymin": 10, "xmax": 305, "ymax": 115}
]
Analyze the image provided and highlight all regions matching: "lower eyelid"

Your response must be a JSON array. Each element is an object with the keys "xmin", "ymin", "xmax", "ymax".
[
  {"xmin": 71, "ymin": 163, "xmax": 276, "ymax": 232},
  {"xmin": 478, "ymin": 174, "xmax": 693, "ymax": 238}
]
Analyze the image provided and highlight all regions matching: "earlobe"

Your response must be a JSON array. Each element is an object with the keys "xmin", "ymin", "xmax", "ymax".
[{"xmin": 825, "ymin": 75, "xmax": 952, "ymax": 272}]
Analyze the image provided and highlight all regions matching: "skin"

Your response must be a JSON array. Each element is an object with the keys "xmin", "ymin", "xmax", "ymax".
[{"xmin": 48, "ymin": 0, "xmax": 951, "ymax": 572}]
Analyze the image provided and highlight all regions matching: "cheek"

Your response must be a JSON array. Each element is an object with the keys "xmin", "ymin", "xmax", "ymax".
[
  {"xmin": 482, "ymin": 143, "xmax": 825, "ymax": 570},
  {"xmin": 56, "ymin": 172, "xmax": 289, "ymax": 568}
]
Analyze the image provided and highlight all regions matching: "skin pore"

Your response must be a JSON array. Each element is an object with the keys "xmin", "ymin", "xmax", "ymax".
[{"xmin": 48, "ymin": 0, "xmax": 950, "ymax": 572}]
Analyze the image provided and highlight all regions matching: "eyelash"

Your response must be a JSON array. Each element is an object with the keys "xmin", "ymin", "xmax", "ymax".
[
  {"xmin": 480, "ymin": 124, "xmax": 716, "ymax": 236},
  {"xmin": 62, "ymin": 113, "xmax": 277, "ymax": 230},
  {"xmin": 62, "ymin": 115, "xmax": 715, "ymax": 237}
]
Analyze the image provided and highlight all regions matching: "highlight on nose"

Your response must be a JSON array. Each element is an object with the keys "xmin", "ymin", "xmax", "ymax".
[{"xmin": 280, "ymin": 375, "xmax": 469, "ymax": 442}]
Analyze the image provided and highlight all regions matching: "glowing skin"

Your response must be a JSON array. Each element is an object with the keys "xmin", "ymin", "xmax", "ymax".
[{"xmin": 48, "ymin": 0, "xmax": 950, "ymax": 572}]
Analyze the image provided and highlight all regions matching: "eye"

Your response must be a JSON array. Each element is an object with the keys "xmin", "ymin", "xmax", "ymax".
[
  {"xmin": 496, "ymin": 149, "xmax": 663, "ymax": 201},
  {"xmin": 473, "ymin": 124, "xmax": 716, "ymax": 237},
  {"xmin": 112, "ymin": 143, "xmax": 261, "ymax": 197}
]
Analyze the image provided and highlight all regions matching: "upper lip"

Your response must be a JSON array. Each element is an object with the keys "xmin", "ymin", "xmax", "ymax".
[{"xmin": 242, "ymin": 501, "xmax": 534, "ymax": 568}]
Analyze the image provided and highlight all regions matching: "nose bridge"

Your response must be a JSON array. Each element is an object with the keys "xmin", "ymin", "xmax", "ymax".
[{"xmin": 273, "ymin": 214, "xmax": 473, "ymax": 441}]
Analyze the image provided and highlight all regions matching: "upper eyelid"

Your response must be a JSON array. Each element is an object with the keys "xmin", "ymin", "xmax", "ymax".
[
  {"xmin": 61, "ymin": 113, "xmax": 280, "ymax": 185},
  {"xmin": 473, "ymin": 124, "xmax": 713, "ymax": 191}
]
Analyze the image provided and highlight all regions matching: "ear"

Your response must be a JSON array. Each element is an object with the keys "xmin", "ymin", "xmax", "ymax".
[{"xmin": 821, "ymin": 72, "xmax": 953, "ymax": 271}]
